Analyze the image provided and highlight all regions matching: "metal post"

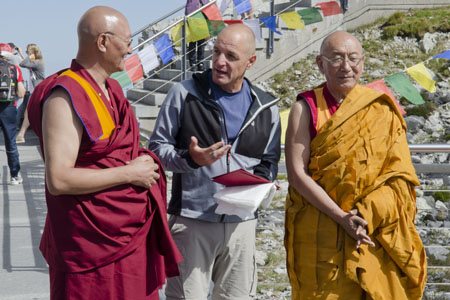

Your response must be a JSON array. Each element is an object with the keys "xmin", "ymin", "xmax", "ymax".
[
  {"xmin": 181, "ymin": 17, "xmax": 187, "ymax": 81},
  {"xmin": 267, "ymin": 0, "xmax": 275, "ymax": 56}
]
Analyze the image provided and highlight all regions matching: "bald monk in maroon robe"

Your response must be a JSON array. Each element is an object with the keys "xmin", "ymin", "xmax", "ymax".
[{"xmin": 27, "ymin": 6, "xmax": 182, "ymax": 300}]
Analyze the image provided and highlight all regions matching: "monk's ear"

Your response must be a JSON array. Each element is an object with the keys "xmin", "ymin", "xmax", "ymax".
[
  {"xmin": 316, "ymin": 55, "xmax": 325, "ymax": 74},
  {"xmin": 97, "ymin": 33, "xmax": 108, "ymax": 53}
]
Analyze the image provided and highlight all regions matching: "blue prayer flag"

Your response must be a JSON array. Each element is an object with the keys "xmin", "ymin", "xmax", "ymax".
[
  {"xmin": 233, "ymin": 0, "xmax": 252, "ymax": 15},
  {"xmin": 432, "ymin": 50, "xmax": 450, "ymax": 60},
  {"xmin": 260, "ymin": 16, "xmax": 281, "ymax": 35},
  {"xmin": 154, "ymin": 34, "xmax": 175, "ymax": 64}
]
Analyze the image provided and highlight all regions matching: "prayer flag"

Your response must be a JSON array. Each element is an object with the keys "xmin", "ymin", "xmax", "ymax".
[
  {"xmin": 384, "ymin": 72, "xmax": 425, "ymax": 105},
  {"xmin": 171, "ymin": 22, "xmax": 189, "ymax": 47},
  {"xmin": 234, "ymin": 0, "xmax": 252, "ymax": 15},
  {"xmin": 365, "ymin": 80, "xmax": 406, "ymax": 115},
  {"xmin": 260, "ymin": 16, "xmax": 281, "ymax": 35},
  {"xmin": 297, "ymin": 7, "xmax": 323, "ymax": 25},
  {"xmin": 280, "ymin": 109, "xmax": 290, "ymax": 144},
  {"xmin": 137, "ymin": 45, "xmax": 160, "ymax": 74},
  {"xmin": 243, "ymin": 19, "xmax": 262, "ymax": 43},
  {"xmin": 202, "ymin": 3, "xmax": 222, "ymax": 20},
  {"xmin": 279, "ymin": 11, "xmax": 305, "ymax": 29},
  {"xmin": 188, "ymin": 12, "xmax": 210, "ymax": 42},
  {"xmin": 316, "ymin": 1, "xmax": 342, "ymax": 16},
  {"xmin": 153, "ymin": 34, "xmax": 175, "ymax": 65},
  {"xmin": 406, "ymin": 63, "xmax": 436, "ymax": 93},
  {"xmin": 224, "ymin": 20, "xmax": 243, "ymax": 25},
  {"xmin": 207, "ymin": 20, "xmax": 227, "ymax": 36},
  {"xmin": 124, "ymin": 54, "xmax": 143, "ymax": 83},
  {"xmin": 432, "ymin": 50, "xmax": 450, "ymax": 60},
  {"xmin": 110, "ymin": 70, "xmax": 132, "ymax": 88},
  {"xmin": 217, "ymin": 0, "xmax": 232, "ymax": 14}
]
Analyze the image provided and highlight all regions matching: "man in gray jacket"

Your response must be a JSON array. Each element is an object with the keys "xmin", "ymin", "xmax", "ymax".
[{"xmin": 149, "ymin": 23, "xmax": 281, "ymax": 299}]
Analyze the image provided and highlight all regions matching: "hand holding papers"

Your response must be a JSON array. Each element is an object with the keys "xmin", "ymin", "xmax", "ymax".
[{"xmin": 212, "ymin": 169, "xmax": 278, "ymax": 219}]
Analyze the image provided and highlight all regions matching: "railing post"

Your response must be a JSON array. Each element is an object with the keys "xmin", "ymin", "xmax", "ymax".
[
  {"xmin": 267, "ymin": 0, "xmax": 275, "ymax": 56},
  {"xmin": 181, "ymin": 16, "xmax": 187, "ymax": 81}
]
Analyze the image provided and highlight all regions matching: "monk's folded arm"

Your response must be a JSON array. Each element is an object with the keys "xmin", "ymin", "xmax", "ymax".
[{"xmin": 42, "ymin": 89, "xmax": 155, "ymax": 195}]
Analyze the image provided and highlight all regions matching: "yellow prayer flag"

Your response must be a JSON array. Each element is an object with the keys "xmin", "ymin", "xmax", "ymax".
[
  {"xmin": 171, "ymin": 22, "xmax": 190, "ymax": 47},
  {"xmin": 187, "ymin": 16, "xmax": 210, "ymax": 42},
  {"xmin": 406, "ymin": 62, "xmax": 436, "ymax": 93},
  {"xmin": 279, "ymin": 11, "xmax": 305, "ymax": 29}
]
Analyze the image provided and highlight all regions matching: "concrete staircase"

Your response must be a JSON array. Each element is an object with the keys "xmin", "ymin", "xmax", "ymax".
[{"xmin": 127, "ymin": 0, "xmax": 301, "ymax": 138}]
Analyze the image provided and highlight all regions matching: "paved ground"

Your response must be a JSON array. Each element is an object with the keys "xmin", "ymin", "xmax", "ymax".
[{"xmin": 0, "ymin": 131, "xmax": 49, "ymax": 300}]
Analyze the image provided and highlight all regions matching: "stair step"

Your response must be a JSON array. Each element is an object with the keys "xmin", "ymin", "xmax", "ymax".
[
  {"xmin": 138, "ymin": 118, "xmax": 158, "ymax": 137},
  {"xmin": 261, "ymin": 28, "xmax": 282, "ymax": 40},
  {"xmin": 127, "ymin": 88, "xmax": 166, "ymax": 106},
  {"xmin": 132, "ymin": 103, "xmax": 161, "ymax": 119},
  {"xmin": 159, "ymin": 69, "xmax": 194, "ymax": 82},
  {"xmin": 143, "ymin": 78, "xmax": 176, "ymax": 94}
]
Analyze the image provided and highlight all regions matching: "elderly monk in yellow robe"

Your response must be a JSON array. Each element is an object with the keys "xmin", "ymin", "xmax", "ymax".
[{"xmin": 284, "ymin": 31, "xmax": 427, "ymax": 300}]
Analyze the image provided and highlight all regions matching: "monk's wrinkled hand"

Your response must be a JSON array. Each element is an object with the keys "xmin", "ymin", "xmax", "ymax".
[
  {"xmin": 126, "ymin": 155, "xmax": 160, "ymax": 189},
  {"xmin": 189, "ymin": 136, "xmax": 231, "ymax": 166},
  {"xmin": 341, "ymin": 209, "xmax": 375, "ymax": 247}
]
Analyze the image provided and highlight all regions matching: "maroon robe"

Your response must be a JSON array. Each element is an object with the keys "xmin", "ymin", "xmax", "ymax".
[{"xmin": 28, "ymin": 60, "xmax": 182, "ymax": 299}]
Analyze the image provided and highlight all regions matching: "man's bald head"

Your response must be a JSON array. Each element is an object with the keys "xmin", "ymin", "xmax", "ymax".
[{"xmin": 217, "ymin": 24, "xmax": 256, "ymax": 57}]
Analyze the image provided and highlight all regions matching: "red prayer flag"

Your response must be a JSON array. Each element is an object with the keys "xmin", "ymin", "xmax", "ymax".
[
  {"xmin": 124, "ymin": 54, "xmax": 143, "ymax": 83},
  {"xmin": 224, "ymin": 19, "xmax": 243, "ymax": 25},
  {"xmin": 203, "ymin": 3, "xmax": 223, "ymax": 20},
  {"xmin": 365, "ymin": 80, "xmax": 406, "ymax": 115},
  {"xmin": 316, "ymin": 1, "xmax": 342, "ymax": 16}
]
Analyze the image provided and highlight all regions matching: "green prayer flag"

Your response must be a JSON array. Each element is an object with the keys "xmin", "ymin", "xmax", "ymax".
[
  {"xmin": 297, "ymin": 7, "xmax": 323, "ymax": 25},
  {"xmin": 110, "ymin": 70, "xmax": 132, "ymax": 88},
  {"xmin": 384, "ymin": 72, "xmax": 425, "ymax": 105},
  {"xmin": 188, "ymin": 12, "xmax": 210, "ymax": 42},
  {"xmin": 207, "ymin": 20, "xmax": 226, "ymax": 36}
]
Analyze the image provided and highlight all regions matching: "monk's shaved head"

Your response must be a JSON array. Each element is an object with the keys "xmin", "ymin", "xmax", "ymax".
[
  {"xmin": 77, "ymin": 6, "xmax": 128, "ymax": 45},
  {"xmin": 320, "ymin": 31, "xmax": 363, "ymax": 56},
  {"xmin": 218, "ymin": 23, "xmax": 256, "ymax": 57},
  {"xmin": 76, "ymin": 6, "xmax": 132, "ymax": 77}
]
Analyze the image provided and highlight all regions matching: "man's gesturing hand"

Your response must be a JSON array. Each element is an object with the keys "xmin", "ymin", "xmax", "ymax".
[
  {"xmin": 126, "ymin": 155, "xmax": 160, "ymax": 189},
  {"xmin": 189, "ymin": 136, "xmax": 232, "ymax": 166}
]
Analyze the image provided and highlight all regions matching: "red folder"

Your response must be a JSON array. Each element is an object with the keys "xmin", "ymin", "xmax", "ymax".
[{"xmin": 212, "ymin": 169, "xmax": 278, "ymax": 189}]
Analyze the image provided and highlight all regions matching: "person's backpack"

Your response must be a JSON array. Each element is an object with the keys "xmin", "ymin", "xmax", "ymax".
[{"xmin": 0, "ymin": 60, "xmax": 16, "ymax": 102}]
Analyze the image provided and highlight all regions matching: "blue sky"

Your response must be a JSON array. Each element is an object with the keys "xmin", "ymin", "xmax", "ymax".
[{"xmin": 2, "ymin": 1, "xmax": 186, "ymax": 75}]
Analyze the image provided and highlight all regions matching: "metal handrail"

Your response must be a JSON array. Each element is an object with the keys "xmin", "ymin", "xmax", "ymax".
[{"xmin": 131, "ymin": 5, "xmax": 185, "ymax": 39}]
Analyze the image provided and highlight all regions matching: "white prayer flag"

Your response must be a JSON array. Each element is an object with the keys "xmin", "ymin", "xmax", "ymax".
[
  {"xmin": 137, "ymin": 44, "xmax": 160, "ymax": 74},
  {"xmin": 243, "ymin": 19, "xmax": 262, "ymax": 43}
]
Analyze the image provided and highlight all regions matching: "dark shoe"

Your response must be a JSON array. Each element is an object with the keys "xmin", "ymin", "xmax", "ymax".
[{"xmin": 197, "ymin": 63, "xmax": 204, "ymax": 72}]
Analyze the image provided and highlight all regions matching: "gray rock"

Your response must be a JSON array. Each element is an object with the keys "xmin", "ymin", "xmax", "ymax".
[
  {"xmin": 420, "ymin": 32, "xmax": 437, "ymax": 53},
  {"xmin": 435, "ymin": 200, "xmax": 449, "ymax": 221},
  {"xmin": 427, "ymin": 245, "xmax": 450, "ymax": 262},
  {"xmin": 405, "ymin": 115, "xmax": 425, "ymax": 133},
  {"xmin": 255, "ymin": 250, "xmax": 268, "ymax": 265}
]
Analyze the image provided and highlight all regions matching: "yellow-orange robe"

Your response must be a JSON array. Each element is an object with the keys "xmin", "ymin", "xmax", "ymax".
[{"xmin": 284, "ymin": 84, "xmax": 427, "ymax": 300}]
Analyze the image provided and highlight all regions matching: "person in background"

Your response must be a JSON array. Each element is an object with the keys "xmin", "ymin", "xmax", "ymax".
[
  {"xmin": 27, "ymin": 6, "xmax": 181, "ymax": 299},
  {"xmin": 284, "ymin": 31, "xmax": 427, "ymax": 299},
  {"xmin": 149, "ymin": 23, "xmax": 281, "ymax": 299},
  {"xmin": 185, "ymin": 0, "xmax": 209, "ymax": 71},
  {"xmin": 0, "ymin": 43, "xmax": 26, "ymax": 184},
  {"xmin": 15, "ymin": 43, "xmax": 46, "ymax": 143}
]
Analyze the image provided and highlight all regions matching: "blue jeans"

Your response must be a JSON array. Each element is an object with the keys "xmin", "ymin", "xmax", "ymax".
[{"xmin": 0, "ymin": 105, "xmax": 20, "ymax": 177}]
